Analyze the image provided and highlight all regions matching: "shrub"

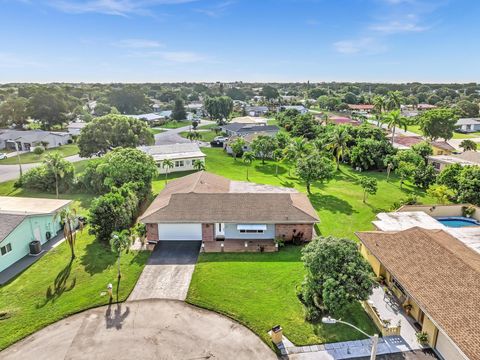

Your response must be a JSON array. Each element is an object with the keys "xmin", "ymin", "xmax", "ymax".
[
  {"xmin": 21, "ymin": 159, "xmax": 75, "ymax": 193},
  {"xmin": 33, "ymin": 146, "xmax": 45, "ymax": 156},
  {"xmin": 416, "ymin": 332, "xmax": 429, "ymax": 344}
]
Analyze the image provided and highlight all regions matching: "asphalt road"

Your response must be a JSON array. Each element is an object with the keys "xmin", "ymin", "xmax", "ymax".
[
  {"xmin": 1, "ymin": 299, "xmax": 276, "ymax": 360},
  {"xmin": 154, "ymin": 120, "xmax": 215, "ymax": 146}
]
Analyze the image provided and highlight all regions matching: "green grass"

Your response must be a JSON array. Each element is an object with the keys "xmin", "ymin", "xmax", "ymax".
[
  {"xmin": 187, "ymin": 247, "xmax": 378, "ymax": 346},
  {"xmin": 0, "ymin": 145, "xmax": 79, "ymax": 165},
  {"xmin": 0, "ymin": 229, "xmax": 149, "ymax": 350},
  {"xmin": 161, "ymin": 120, "xmax": 191, "ymax": 129},
  {"xmin": 179, "ymin": 130, "xmax": 218, "ymax": 143},
  {"xmin": 198, "ymin": 123, "xmax": 218, "ymax": 130},
  {"xmin": 406, "ymin": 125, "xmax": 480, "ymax": 139},
  {"xmin": 149, "ymin": 128, "xmax": 166, "ymax": 134}
]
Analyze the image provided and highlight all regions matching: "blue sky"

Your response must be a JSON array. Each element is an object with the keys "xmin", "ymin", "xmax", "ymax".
[{"xmin": 1, "ymin": 0, "xmax": 479, "ymax": 83}]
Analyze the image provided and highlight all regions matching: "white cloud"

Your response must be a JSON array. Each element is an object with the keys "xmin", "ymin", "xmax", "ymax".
[
  {"xmin": 333, "ymin": 37, "xmax": 386, "ymax": 55},
  {"xmin": 48, "ymin": 0, "xmax": 198, "ymax": 16},
  {"xmin": 114, "ymin": 38, "xmax": 164, "ymax": 48},
  {"xmin": 195, "ymin": 0, "xmax": 234, "ymax": 18},
  {"xmin": 369, "ymin": 13, "xmax": 429, "ymax": 34}
]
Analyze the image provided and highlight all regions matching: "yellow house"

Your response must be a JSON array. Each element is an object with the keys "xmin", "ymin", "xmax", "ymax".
[
  {"xmin": 356, "ymin": 227, "xmax": 479, "ymax": 360},
  {"xmin": 430, "ymin": 140, "xmax": 456, "ymax": 156},
  {"xmin": 393, "ymin": 136, "xmax": 455, "ymax": 156}
]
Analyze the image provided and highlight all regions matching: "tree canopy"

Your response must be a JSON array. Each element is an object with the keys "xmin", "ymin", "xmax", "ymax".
[{"xmin": 418, "ymin": 108, "xmax": 458, "ymax": 141}]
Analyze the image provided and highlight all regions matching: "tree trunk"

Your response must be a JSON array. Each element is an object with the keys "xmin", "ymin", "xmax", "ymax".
[
  {"xmin": 306, "ymin": 183, "xmax": 311, "ymax": 195},
  {"xmin": 55, "ymin": 172, "xmax": 59, "ymax": 199},
  {"xmin": 336, "ymin": 154, "xmax": 340, "ymax": 171},
  {"xmin": 275, "ymin": 164, "xmax": 278, "ymax": 176},
  {"xmin": 246, "ymin": 168, "xmax": 249, "ymax": 181},
  {"xmin": 117, "ymin": 252, "xmax": 122, "ymax": 280},
  {"xmin": 363, "ymin": 190, "xmax": 367, "ymax": 203},
  {"xmin": 391, "ymin": 126, "xmax": 396, "ymax": 145}
]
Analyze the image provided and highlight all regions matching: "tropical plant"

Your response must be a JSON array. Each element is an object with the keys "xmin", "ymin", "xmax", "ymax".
[
  {"xmin": 460, "ymin": 139, "xmax": 477, "ymax": 152},
  {"xmin": 427, "ymin": 184, "xmax": 454, "ymax": 205},
  {"xmin": 186, "ymin": 131, "xmax": 202, "ymax": 142},
  {"xmin": 242, "ymin": 151, "xmax": 256, "ymax": 180},
  {"xmin": 416, "ymin": 332, "xmax": 429, "ymax": 345},
  {"xmin": 192, "ymin": 159, "xmax": 205, "ymax": 171},
  {"xmin": 359, "ymin": 176, "xmax": 378, "ymax": 203},
  {"xmin": 327, "ymin": 127, "xmax": 351, "ymax": 170},
  {"xmin": 55, "ymin": 207, "xmax": 82, "ymax": 260},
  {"xmin": 162, "ymin": 159, "xmax": 174, "ymax": 183},
  {"xmin": 387, "ymin": 91, "xmax": 402, "ymax": 110},
  {"xmin": 44, "ymin": 152, "xmax": 67, "ymax": 198},
  {"xmin": 230, "ymin": 137, "xmax": 246, "ymax": 160},
  {"xmin": 110, "ymin": 230, "xmax": 132, "ymax": 280},
  {"xmin": 385, "ymin": 110, "xmax": 407, "ymax": 145},
  {"xmin": 33, "ymin": 146, "xmax": 45, "ymax": 156},
  {"xmin": 296, "ymin": 155, "xmax": 335, "ymax": 195}
]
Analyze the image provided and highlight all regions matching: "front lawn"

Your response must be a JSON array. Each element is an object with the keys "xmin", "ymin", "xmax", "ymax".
[
  {"xmin": 150, "ymin": 128, "xmax": 166, "ymax": 134},
  {"xmin": 161, "ymin": 120, "xmax": 191, "ymax": 129},
  {"xmin": 179, "ymin": 130, "xmax": 218, "ymax": 143},
  {"xmin": 0, "ymin": 144, "xmax": 79, "ymax": 165},
  {"xmin": 0, "ymin": 229, "xmax": 150, "ymax": 350},
  {"xmin": 187, "ymin": 247, "xmax": 378, "ymax": 346}
]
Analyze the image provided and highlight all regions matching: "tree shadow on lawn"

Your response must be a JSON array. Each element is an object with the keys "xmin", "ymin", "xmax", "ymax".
[
  {"xmin": 309, "ymin": 193, "xmax": 357, "ymax": 216},
  {"xmin": 37, "ymin": 260, "xmax": 76, "ymax": 308},
  {"xmin": 197, "ymin": 245, "xmax": 303, "ymax": 263},
  {"xmin": 81, "ymin": 240, "xmax": 116, "ymax": 275},
  {"xmin": 254, "ymin": 163, "xmax": 287, "ymax": 176}
]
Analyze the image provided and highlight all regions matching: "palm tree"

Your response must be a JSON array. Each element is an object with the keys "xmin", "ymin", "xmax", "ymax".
[
  {"xmin": 373, "ymin": 95, "xmax": 386, "ymax": 114},
  {"xmin": 162, "ymin": 159, "xmax": 174, "ymax": 184},
  {"xmin": 387, "ymin": 91, "xmax": 402, "ymax": 110},
  {"xmin": 193, "ymin": 159, "xmax": 206, "ymax": 171},
  {"xmin": 328, "ymin": 127, "xmax": 351, "ymax": 170},
  {"xmin": 242, "ymin": 151, "xmax": 255, "ymax": 180},
  {"xmin": 55, "ymin": 207, "xmax": 82, "ymax": 260},
  {"xmin": 460, "ymin": 139, "xmax": 477, "ymax": 152},
  {"xmin": 385, "ymin": 110, "xmax": 408, "ymax": 145},
  {"xmin": 110, "ymin": 230, "xmax": 132, "ymax": 280},
  {"xmin": 186, "ymin": 131, "xmax": 202, "ymax": 142},
  {"xmin": 44, "ymin": 152, "xmax": 65, "ymax": 199},
  {"xmin": 272, "ymin": 148, "xmax": 284, "ymax": 176}
]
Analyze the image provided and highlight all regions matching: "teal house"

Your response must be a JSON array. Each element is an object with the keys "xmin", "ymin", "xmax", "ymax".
[{"xmin": 0, "ymin": 196, "xmax": 71, "ymax": 274}]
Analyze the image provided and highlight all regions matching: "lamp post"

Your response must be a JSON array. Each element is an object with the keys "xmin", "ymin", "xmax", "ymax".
[
  {"xmin": 14, "ymin": 142, "xmax": 23, "ymax": 178},
  {"xmin": 322, "ymin": 316, "xmax": 378, "ymax": 360}
]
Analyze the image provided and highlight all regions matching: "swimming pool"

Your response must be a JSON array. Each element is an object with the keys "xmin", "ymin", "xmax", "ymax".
[{"xmin": 435, "ymin": 217, "xmax": 480, "ymax": 228}]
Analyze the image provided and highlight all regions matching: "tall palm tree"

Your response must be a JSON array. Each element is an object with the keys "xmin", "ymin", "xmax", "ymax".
[
  {"xmin": 55, "ymin": 207, "xmax": 82, "ymax": 260},
  {"xmin": 372, "ymin": 95, "xmax": 386, "ymax": 114},
  {"xmin": 44, "ymin": 152, "xmax": 65, "ymax": 199},
  {"xmin": 192, "ymin": 159, "xmax": 206, "ymax": 171},
  {"xmin": 242, "ymin": 151, "xmax": 255, "ymax": 180},
  {"xmin": 162, "ymin": 159, "xmax": 174, "ymax": 184},
  {"xmin": 272, "ymin": 148, "xmax": 284, "ymax": 176},
  {"xmin": 385, "ymin": 110, "xmax": 408, "ymax": 145},
  {"xmin": 328, "ymin": 127, "xmax": 351, "ymax": 170},
  {"xmin": 387, "ymin": 91, "xmax": 402, "ymax": 110},
  {"xmin": 110, "ymin": 230, "xmax": 132, "ymax": 280}
]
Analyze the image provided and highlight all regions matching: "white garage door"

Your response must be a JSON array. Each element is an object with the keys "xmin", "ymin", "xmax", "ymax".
[
  {"xmin": 436, "ymin": 330, "xmax": 466, "ymax": 360},
  {"xmin": 158, "ymin": 223, "xmax": 202, "ymax": 241}
]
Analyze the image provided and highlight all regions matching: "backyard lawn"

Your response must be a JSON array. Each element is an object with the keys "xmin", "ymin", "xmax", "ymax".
[
  {"xmin": 187, "ymin": 247, "xmax": 378, "ymax": 346},
  {"xmin": 0, "ymin": 144, "xmax": 79, "ymax": 165}
]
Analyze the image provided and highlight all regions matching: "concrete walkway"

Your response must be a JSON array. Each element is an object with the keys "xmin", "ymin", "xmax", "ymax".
[{"xmin": 1, "ymin": 299, "xmax": 276, "ymax": 360}]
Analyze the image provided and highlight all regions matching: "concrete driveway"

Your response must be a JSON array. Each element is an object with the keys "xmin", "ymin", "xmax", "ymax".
[
  {"xmin": 154, "ymin": 120, "xmax": 215, "ymax": 145},
  {"xmin": 128, "ymin": 241, "xmax": 201, "ymax": 301},
  {"xmin": 1, "ymin": 299, "xmax": 276, "ymax": 360}
]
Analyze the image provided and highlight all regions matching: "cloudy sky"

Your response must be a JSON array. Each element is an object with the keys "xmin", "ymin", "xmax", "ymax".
[{"xmin": 1, "ymin": 0, "xmax": 479, "ymax": 83}]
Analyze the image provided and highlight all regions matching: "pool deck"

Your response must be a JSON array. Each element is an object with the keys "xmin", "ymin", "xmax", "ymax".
[{"xmin": 374, "ymin": 211, "xmax": 480, "ymax": 254}]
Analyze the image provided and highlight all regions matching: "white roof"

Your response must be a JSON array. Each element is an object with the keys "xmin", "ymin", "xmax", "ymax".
[
  {"xmin": 428, "ymin": 154, "xmax": 480, "ymax": 167},
  {"xmin": 230, "ymin": 116, "xmax": 267, "ymax": 125},
  {"xmin": 138, "ymin": 143, "xmax": 206, "ymax": 162},
  {"xmin": 374, "ymin": 211, "xmax": 480, "ymax": 254},
  {"xmin": 130, "ymin": 113, "xmax": 163, "ymax": 121},
  {"xmin": 456, "ymin": 118, "xmax": 480, "ymax": 126},
  {"xmin": 0, "ymin": 196, "xmax": 71, "ymax": 215},
  {"xmin": 67, "ymin": 122, "xmax": 87, "ymax": 129}
]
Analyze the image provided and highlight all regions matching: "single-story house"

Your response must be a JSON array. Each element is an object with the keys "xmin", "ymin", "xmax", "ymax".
[
  {"xmin": 278, "ymin": 105, "xmax": 308, "ymax": 114},
  {"xmin": 224, "ymin": 132, "xmax": 272, "ymax": 155},
  {"xmin": 357, "ymin": 227, "xmax": 479, "ymax": 360},
  {"xmin": 392, "ymin": 136, "xmax": 455, "ymax": 155},
  {"xmin": 221, "ymin": 123, "xmax": 279, "ymax": 137},
  {"xmin": 417, "ymin": 103, "xmax": 437, "ymax": 111},
  {"xmin": 0, "ymin": 196, "xmax": 71, "ymax": 273},
  {"xmin": 347, "ymin": 104, "xmax": 374, "ymax": 113},
  {"xmin": 140, "ymin": 172, "xmax": 319, "ymax": 252},
  {"xmin": 138, "ymin": 143, "xmax": 206, "ymax": 174},
  {"xmin": 245, "ymin": 106, "xmax": 269, "ymax": 117},
  {"xmin": 67, "ymin": 121, "xmax": 87, "ymax": 136},
  {"xmin": 455, "ymin": 118, "xmax": 480, "ymax": 133},
  {"xmin": 230, "ymin": 116, "xmax": 268, "ymax": 125},
  {"xmin": 0, "ymin": 129, "xmax": 72, "ymax": 151},
  {"xmin": 129, "ymin": 113, "xmax": 165, "ymax": 123},
  {"xmin": 323, "ymin": 115, "xmax": 361, "ymax": 126},
  {"xmin": 428, "ymin": 151, "xmax": 480, "ymax": 171}
]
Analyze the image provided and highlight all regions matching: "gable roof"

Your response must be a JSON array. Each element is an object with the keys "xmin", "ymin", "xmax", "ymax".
[
  {"xmin": 140, "ymin": 172, "xmax": 319, "ymax": 224},
  {"xmin": 222, "ymin": 123, "xmax": 279, "ymax": 134},
  {"xmin": 0, "ymin": 214, "xmax": 26, "ymax": 243},
  {"xmin": 456, "ymin": 118, "xmax": 480, "ymax": 126},
  {"xmin": 138, "ymin": 143, "xmax": 205, "ymax": 162},
  {"xmin": 393, "ymin": 136, "xmax": 455, "ymax": 152},
  {"xmin": 357, "ymin": 227, "xmax": 480, "ymax": 359}
]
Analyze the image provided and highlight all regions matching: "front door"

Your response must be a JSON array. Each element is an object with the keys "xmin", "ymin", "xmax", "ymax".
[{"xmin": 215, "ymin": 223, "xmax": 225, "ymax": 237}]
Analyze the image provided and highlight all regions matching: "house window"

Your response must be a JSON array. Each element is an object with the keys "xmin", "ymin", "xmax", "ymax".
[
  {"xmin": 1, "ymin": 243, "xmax": 12, "ymax": 256},
  {"xmin": 175, "ymin": 160, "xmax": 184, "ymax": 168},
  {"xmin": 239, "ymin": 229, "xmax": 264, "ymax": 233},
  {"xmin": 392, "ymin": 277, "xmax": 406, "ymax": 295}
]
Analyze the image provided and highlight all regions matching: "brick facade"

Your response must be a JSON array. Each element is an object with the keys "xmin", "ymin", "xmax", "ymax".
[
  {"xmin": 146, "ymin": 223, "xmax": 159, "ymax": 241},
  {"xmin": 202, "ymin": 223, "xmax": 214, "ymax": 241},
  {"xmin": 275, "ymin": 223, "xmax": 314, "ymax": 242}
]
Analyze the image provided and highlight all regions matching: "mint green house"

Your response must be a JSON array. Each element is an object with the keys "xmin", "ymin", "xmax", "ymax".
[{"xmin": 0, "ymin": 196, "xmax": 71, "ymax": 273}]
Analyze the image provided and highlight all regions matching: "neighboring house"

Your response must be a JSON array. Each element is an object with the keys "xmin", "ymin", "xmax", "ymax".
[
  {"xmin": 186, "ymin": 102, "xmax": 205, "ymax": 117},
  {"xmin": 347, "ymin": 104, "xmax": 374, "ymax": 113},
  {"xmin": 392, "ymin": 136, "xmax": 455, "ymax": 155},
  {"xmin": 140, "ymin": 172, "xmax": 319, "ymax": 252},
  {"xmin": 455, "ymin": 118, "xmax": 480, "ymax": 133},
  {"xmin": 230, "ymin": 116, "xmax": 268, "ymax": 126},
  {"xmin": 278, "ymin": 105, "xmax": 308, "ymax": 114},
  {"xmin": 67, "ymin": 121, "xmax": 87, "ymax": 136},
  {"xmin": 224, "ymin": 132, "xmax": 271, "ymax": 155},
  {"xmin": 0, "ymin": 129, "xmax": 72, "ymax": 151},
  {"xmin": 323, "ymin": 115, "xmax": 361, "ymax": 126},
  {"xmin": 245, "ymin": 106, "xmax": 269, "ymax": 117},
  {"xmin": 428, "ymin": 151, "xmax": 480, "ymax": 171},
  {"xmin": 138, "ymin": 143, "xmax": 206, "ymax": 174},
  {"xmin": 0, "ymin": 196, "xmax": 71, "ymax": 274},
  {"xmin": 417, "ymin": 103, "xmax": 437, "ymax": 111},
  {"xmin": 129, "ymin": 113, "xmax": 165, "ymax": 123},
  {"xmin": 221, "ymin": 123, "xmax": 279, "ymax": 137},
  {"xmin": 357, "ymin": 225, "xmax": 479, "ymax": 360}
]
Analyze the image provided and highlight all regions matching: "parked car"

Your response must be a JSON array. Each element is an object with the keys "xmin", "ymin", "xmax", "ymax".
[
  {"xmin": 210, "ymin": 136, "xmax": 228, "ymax": 148},
  {"xmin": 0, "ymin": 153, "xmax": 7, "ymax": 160}
]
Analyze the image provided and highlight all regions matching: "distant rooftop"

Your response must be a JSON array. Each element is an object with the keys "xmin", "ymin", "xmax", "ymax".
[{"xmin": 138, "ymin": 143, "xmax": 205, "ymax": 162}]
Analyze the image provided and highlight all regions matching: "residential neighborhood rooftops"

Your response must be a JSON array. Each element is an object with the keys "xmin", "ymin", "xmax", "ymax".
[
  {"xmin": 140, "ymin": 171, "xmax": 319, "ymax": 224},
  {"xmin": 428, "ymin": 152, "xmax": 480, "ymax": 167},
  {"xmin": 230, "ymin": 116, "xmax": 268, "ymax": 125},
  {"xmin": 455, "ymin": 118, "xmax": 480, "ymax": 126},
  {"xmin": 222, "ymin": 123, "xmax": 278, "ymax": 134},
  {"xmin": 0, "ymin": 196, "xmax": 71, "ymax": 215},
  {"xmin": 392, "ymin": 136, "xmax": 455, "ymax": 152},
  {"xmin": 356, "ymin": 227, "xmax": 480, "ymax": 360},
  {"xmin": 129, "ymin": 113, "xmax": 164, "ymax": 121},
  {"xmin": 347, "ymin": 104, "xmax": 374, "ymax": 110},
  {"xmin": 67, "ymin": 121, "xmax": 87, "ymax": 129},
  {"xmin": 0, "ymin": 129, "xmax": 70, "ymax": 143},
  {"xmin": 138, "ymin": 143, "xmax": 205, "ymax": 162}
]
